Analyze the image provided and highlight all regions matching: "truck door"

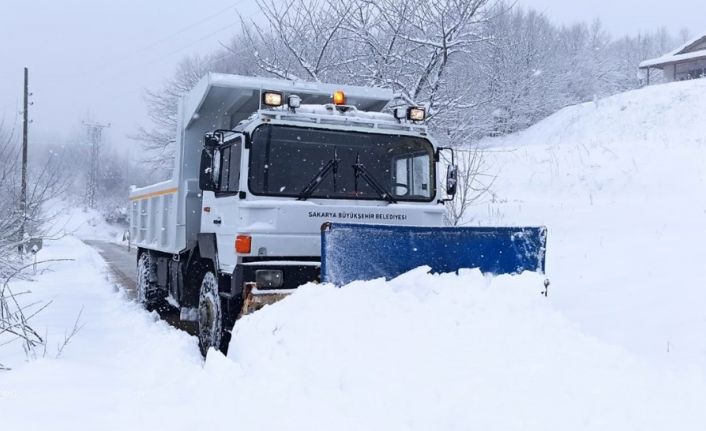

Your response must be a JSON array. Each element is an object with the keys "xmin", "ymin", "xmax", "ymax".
[{"xmin": 202, "ymin": 135, "xmax": 243, "ymax": 271}]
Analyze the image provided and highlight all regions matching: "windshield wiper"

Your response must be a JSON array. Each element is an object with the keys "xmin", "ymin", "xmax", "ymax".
[
  {"xmin": 297, "ymin": 149, "xmax": 339, "ymax": 201},
  {"xmin": 352, "ymin": 153, "xmax": 397, "ymax": 204}
]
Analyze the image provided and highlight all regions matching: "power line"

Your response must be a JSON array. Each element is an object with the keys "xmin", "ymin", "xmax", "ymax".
[
  {"xmin": 92, "ymin": 1, "xmax": 246, "ymax": 74},
  {"xmin": 134, "ymin": 1, "xmax": 244, "ymax": 54},
  {"xmin": 143, "ymin": 22, "xmax": 240, "ymax": 67},
  {"xmin": 64, "ymin": 3, "xmax": 262, "ymax": 103},
  {"xmin": 99, "ymin": 6, "xmax": 263, "ymax": 78},
  {"xmin": 140, "ymin": 2, "xmax": 268, "ymax": 68}
]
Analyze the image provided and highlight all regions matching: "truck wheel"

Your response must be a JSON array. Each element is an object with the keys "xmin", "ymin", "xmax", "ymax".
[
  {"xmin": 136, "ymin": 252, "xmax": 162, "ymax": 310},
  {"xmin": 198, "ymin": 271, "xmax": 226, "ymax": 356}
]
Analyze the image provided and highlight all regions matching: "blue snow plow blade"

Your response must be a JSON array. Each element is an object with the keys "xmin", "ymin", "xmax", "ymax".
[{"xmin": 320, "ymin": 222, "xmax": 547, "ymax": 285}]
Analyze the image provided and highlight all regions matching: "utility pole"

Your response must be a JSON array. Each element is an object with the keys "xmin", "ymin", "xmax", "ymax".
[
  {"xmin": 18, "ymin": 67, "xmax": 29, "ymax": 252},
  {"xmin": 83, "ymin": 121, "xmax": 110, "ymax": 209}
]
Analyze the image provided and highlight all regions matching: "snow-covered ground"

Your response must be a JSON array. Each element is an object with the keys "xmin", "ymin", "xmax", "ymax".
[
  {"xmin": 479, "ymin": 78, "xmax": 706, "ymax": 367},
  {"xmin": 2, "ymin": 79, "xmax": 706, "ymax": 429},
  {"xmin": 46, "ymin": 199, "xmax": 127, "ymax": 244},
  {"xmin": 2, "ymin": 238, "xmax": 705, "ymax": 430}
]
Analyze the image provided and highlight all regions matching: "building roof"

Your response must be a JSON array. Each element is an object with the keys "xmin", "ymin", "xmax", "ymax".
[{"xmin": 639, "ymin": 34, "xmax": 706, "ymax": 69}]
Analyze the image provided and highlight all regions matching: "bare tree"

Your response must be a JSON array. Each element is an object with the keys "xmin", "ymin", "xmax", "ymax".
[
  {"xmin": 1, "ymin": 259, "xmax": 80, "ymax": 369},
  {"xmin": 134, "ymin": 50, "xmax": 256, "ymax": 177},
  {"xmin": 0, "ymin": 121, "xmax": 72, "ymax": 278},
  {"xmin": 239, "ymin": 0, "xmax": 500, "ymax": 215},
  {"xmin": 132, "ymin": 56, "xmax": 212, "ymax": 176},
  {"xmin": 1, "ymin": 263, "xmax": 52, "ymax": 363},
  {"xmin": 0, "ymin": 122, "xmax": 22, "ymax": 275},
  {"xmin": 444, "ymin": 148, "xmax": 495, "ymax": 226},
  {"xmin": 0, "ymin": 122, "xmax": 89, "ymax": 369},
  {"xmin": 241, "ymin": 0, "xmax": 357, "ymax": 81}
]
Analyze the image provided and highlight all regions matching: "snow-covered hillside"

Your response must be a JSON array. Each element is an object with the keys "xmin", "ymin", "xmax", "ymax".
[{"xmin": 480, "ymin": 78, "xmax": 706, "ymax": 365}]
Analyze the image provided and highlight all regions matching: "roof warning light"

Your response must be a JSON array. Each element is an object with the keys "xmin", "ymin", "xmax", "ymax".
[{"xmin": 333, "ymin": 90, "xmax": 346, "ymax": 105}]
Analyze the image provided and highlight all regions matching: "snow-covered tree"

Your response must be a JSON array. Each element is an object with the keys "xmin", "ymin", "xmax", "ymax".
[
  {"xmin": 137, "ymin": 0, "xmax": 689, "ymax": 187},
  {"xmin": 0, "ymin": 122, "xmax": 71, "ymax": 277},
  {"xmin": 133, "ymin": 50, "xmax": 255, "ymax": 178}
]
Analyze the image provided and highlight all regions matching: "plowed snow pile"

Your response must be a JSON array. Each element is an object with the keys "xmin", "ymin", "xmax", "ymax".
[
  {"xmin": 479, "ymin": 79, "xmax": 706, "ymax": 365},
  {"xmin": 226, "ymin": 269, "xmax": 705, "ymax": 430}
]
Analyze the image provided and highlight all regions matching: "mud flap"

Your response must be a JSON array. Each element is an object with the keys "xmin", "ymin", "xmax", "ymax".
[{"xmin": 321, "ymin": 222, "xmax": 547, "ymax": 286}]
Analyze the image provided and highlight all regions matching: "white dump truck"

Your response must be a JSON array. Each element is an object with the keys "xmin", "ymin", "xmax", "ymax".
[
  {"xmin": 129, "ymin": 73, "xmax": 546, "ymax": 355},
  {"xmin": 129, "ymin": 74, "xmax": 461, "ymax": 353}
]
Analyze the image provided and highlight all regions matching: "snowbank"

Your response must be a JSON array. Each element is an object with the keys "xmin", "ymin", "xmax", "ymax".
[
  {"xmin": 45, "ymin": 198, "xmax": 126, "ymax": 243},
  {"xmin": 227, "ymin": 268, "xmax": 705, "ymax": 430},
  {"xmin": 2, "ymin": 237, "xmax": 705, "ymax": 430},
  {"xmin": 0, "ymin": 236, "xmax": 202, "ymax": 427},
  {"xmin": 479, "ymin": 79, "xmax": 706, "ymax": 366}
]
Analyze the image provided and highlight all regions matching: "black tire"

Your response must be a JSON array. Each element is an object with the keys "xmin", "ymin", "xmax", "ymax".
[
  {"xmin": 198, "ymin": 270, "xmax": 228, "ymax": 356},
  {"xmin": 136, "ymin": 252, "xmax": 164, "ymax": 310}
]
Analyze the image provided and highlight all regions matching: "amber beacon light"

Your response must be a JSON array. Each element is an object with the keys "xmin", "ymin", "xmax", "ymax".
[{"xmin": 333, "ymin": 90, "xmax": 346, "ymax": 105}]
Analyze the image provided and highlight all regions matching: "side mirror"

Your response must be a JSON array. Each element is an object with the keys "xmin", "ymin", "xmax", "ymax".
[
  {"xmin": 204, "ymin": 133, "xmax": 220, "ymax": 148},
  {"xmin": 446, "ymin": 165, "xmax": 458, "ymax": 197},
  {"xmin": 436, "ymin": 146, "xmax": 457, "ymax": 200},
  {"xmin": 199, "ymin": 148, "xmax": 218, "ymax": 191}
]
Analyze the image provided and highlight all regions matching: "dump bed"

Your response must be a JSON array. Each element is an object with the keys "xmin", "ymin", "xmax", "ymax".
[{"xmin": 129, "ymin": 73, "xmax": 394, "ymax": 254}]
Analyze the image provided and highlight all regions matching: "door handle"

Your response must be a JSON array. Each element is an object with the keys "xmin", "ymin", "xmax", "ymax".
[{"xmin": 213, "ymin": 217, "xmax": 222, "ymax": 225}]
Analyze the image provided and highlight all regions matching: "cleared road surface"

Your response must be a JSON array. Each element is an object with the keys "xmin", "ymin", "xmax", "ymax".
[
  {"xmin": 84, "ymin": 240, "xmax": 137, "ymax": 297},
  {"xmin": 85, "ymin": 240, "xmax": 197, "ymax": 335}
]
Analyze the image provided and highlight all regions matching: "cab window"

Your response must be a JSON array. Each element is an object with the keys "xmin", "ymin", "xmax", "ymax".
[
  {"xmin": 216, "ymin": 137, "xmax": 242, "ymax": 195},
  {"xmin": 393, "ymin": 152, "xmax": 431, "ymax": 198}
]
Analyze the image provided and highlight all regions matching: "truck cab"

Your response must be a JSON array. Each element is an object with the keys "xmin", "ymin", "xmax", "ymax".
[{"xmin": 129, "ymin": 74, "xmax": 457, "ymax": 354}]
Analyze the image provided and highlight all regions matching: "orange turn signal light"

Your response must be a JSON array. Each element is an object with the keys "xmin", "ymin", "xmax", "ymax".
[
  {"xmin": 333, "ymin": 90, "xmax": 346, "ymax": 105},
  {"xmin": 235, "ymin": 235, "xmax": 252, "ymax": 254}
]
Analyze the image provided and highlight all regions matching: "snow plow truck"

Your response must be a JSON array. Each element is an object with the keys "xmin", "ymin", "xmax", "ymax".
[{"xmin": 129, "ymin": 74, "xmax": 547, "ymax": 355}]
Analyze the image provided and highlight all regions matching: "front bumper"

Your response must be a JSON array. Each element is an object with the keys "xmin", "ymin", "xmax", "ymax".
[{"xmin": 230, "ymin": 258, "xmax": 320, "ymax": 316}]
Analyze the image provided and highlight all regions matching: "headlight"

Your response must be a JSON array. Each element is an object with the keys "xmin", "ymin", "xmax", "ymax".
[
  {"xmin": 262, "ymin": 91, "xmax": 284, "ymax": 107},
  {"xmin": 255, "ymin": 269, "xmax": 284, "ymax": 289},
  {"xmin": 407, "ymin": 107, "xmax": 426, "ymax": 121}
]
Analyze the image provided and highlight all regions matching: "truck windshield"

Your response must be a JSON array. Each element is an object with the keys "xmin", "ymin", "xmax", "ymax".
[{"xmin": 248, "ymin": 125, "xmax": 435, "ymax": 202}]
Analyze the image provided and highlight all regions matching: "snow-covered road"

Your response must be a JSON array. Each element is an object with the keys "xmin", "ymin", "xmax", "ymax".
[
  {"xmin": 84, "ymin": 240, "xmax": 137, "ymax": 292},
  {"xmin": 85, "ymin": 239, "xmax": 197, "ymax": 335}
]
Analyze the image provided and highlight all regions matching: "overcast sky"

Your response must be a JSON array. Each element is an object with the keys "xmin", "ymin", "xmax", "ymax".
[{"xmin": 0, "ymin": 0, "xmax": 702, "ymax": 148}]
